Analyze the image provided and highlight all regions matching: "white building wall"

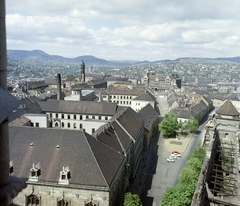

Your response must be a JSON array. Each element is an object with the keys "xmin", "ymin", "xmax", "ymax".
[
  {"xmin": 50, "ymin": 112, "xmax": 111, "ymax": 134},
  {"xmin": 13, "ymin": 184, "xmax": 110, "ymax": 206},
  {"xmin": 109, "ymin": 94, "xmax": 137, "ymax": 107},
  {"xmin": 131, "ymin": 100, "xmax": 155, "ymax": 112},
  {"xmin": 24, "ymin": 114, "xmax": 49, "ymax": 128}
]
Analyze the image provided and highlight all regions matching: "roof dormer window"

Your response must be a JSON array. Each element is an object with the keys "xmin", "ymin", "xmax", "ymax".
[
  {"xmin": 58, "ymin": 166, "xmax": 71, "ymax": 185},
  {"xmin": 29, "ymin": 163, "xmax": 41, "ymax": 181}
]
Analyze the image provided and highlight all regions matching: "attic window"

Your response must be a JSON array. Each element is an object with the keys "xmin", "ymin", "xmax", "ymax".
[
  {"xmin": 58, "ymin": 166, "xmax": 71, "ymax": 185},
  {"xmin": 29, "ymin": 163, "xmax": 41, "ymax": 181}
]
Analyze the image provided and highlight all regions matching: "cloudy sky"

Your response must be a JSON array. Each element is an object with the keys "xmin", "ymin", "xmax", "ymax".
[{"xmin": 6, "ymin": 0, "xmax": 240, "ymax": 61}]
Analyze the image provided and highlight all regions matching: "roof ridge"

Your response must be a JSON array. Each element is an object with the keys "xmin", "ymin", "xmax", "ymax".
[{"xmin": 83, "ymin": 132, "xmax": 109, "ymax": 187}]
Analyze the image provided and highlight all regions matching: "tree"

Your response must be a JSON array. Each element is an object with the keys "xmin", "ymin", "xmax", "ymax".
[
  {"xmin": 186, "ymin": 117, "xmax": 198, "ymax": 133},
  {"xmin": 124, "ymin": 192, "xmax": 142, "ymax": 206},
  {"xmin": 31, "ymin": 86, "xmax": 37, "ymax": 90},
  {"xmin": 186, "ymin": 157, "xmax": 202, "ymax": 172},
  {"xmin": 178, "ymin": 166, "xmax": 199, "ymax": 185},
  {"xmin": 158, "ymin": 113, "xmax": 178, "ymax": 137}
]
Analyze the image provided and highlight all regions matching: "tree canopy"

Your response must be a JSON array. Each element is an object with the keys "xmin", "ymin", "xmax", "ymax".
[
  {"xmin": 158, "ymin": 113, "xmax": 178, "ymax": 137},
  {"xmin": 124, "ymin": 192, "xmax": 142, "ymax": 206},
  {"xmin": 186, "ymin": 117, "xmax": 199, "ymax": 133}
]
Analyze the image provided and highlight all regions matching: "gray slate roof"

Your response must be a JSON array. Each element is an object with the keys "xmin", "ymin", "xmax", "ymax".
[
  {"xmin": 138, "ymin": 104, "xmax": 158, "ymax": 131},
  {"xmin": 96, "ymin": 121, "xmax": 133, "ymax": 154},
  {"xmin": 171, "ymin": 107, "xmax": 193, "ymax": 119},
  {"xmin": 133, "ymin": 91, "xmax": 156, "ymax": 101},
  {"xmin": 9, "ymin": 126, "xmax": 124, "ymax": 187},
  {"xmin": 0, "ymin": 88, "xmax": 20, "ymax": 124},
  {"xmin": 116, "ymin": 107, "xmax": 143, "ymax": 139},
  {"xmin": 39, "ymin": 99, "xmax": 118, "ymax": 115},
  {"xmin": 216, "ymin": 99, "xmax": 240, "ymax": 116}
]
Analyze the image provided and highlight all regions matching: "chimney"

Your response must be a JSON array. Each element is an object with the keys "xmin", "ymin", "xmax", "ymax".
[{"xmin": 55, "ymin": 73, "xmax": 62, "ymax": 100}]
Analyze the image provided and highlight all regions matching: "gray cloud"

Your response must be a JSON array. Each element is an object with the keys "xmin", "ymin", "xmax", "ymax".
[{"xmin": 6, "ymin": 0, "xmax": 240, "ymax": 61}]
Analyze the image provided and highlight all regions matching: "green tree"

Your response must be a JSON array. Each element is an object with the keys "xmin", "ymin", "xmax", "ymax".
[
  {"xmin": 186, "ymin": 117, "xmax": 199, "ymax": 133},
  {"xmin": 186, "ymin": 157, "xmax": 202, "ymax": 172},
  {"xmin": 159, "ymin": 113, "xmax": 178, "ymax": 138},
  {"xmin": 124, "ymin": 192, "xmax": 142, "ymax": 206},
  {"xmin": 178, "ymin": 166, "xmax": 199, "ymax": 185}
]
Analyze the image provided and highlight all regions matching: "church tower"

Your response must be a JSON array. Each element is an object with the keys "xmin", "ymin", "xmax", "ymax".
[{"xmin": 79, "ymin": 60, "xmax": 85, "ymax": 83}]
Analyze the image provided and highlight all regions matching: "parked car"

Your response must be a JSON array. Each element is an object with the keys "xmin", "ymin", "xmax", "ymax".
[
  {"xmin": 170, "ymin": 154, "xmax": 178, "ymax": 159},
  {"xmin": 171, "ymin": 153, "xmax": 181, "ymax": 158},
  {"xmin": 167, "ymin": 158, "xmax": 175, "ymax": 163},
  {"xmin": 172, "ymin": 151, "xmax": 180, "ymax": 154}
]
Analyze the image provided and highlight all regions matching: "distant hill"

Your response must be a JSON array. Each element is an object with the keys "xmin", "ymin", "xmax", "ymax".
[
  {"xmin": 7, "ymin": 49, "xmax": 112, "ymax": 66},
  {"xmin": 7, "ymin": 49, "xmax": 240, "ymax": 66},
  {"xmin": 213, "ymin": 56, "xmax": 240, "ymax": 63}
]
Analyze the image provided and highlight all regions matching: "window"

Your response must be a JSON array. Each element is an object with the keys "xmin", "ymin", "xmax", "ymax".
[
  {"xmin": 80, "ymin": 124, "xmax": 83, "ymax": 129},
  {"xmin": 56, "ymin": 114, "xmax": 58, "ymax": 118},
  {"xmin": 26, "ymin": 194, "xmax": 40, "ymax": 206},
  {"xmin": 105, "ymin": 117, "xmax": 108, "ymax": 120},
  {"xmin": 29, "ymin": 163, "xmax": 41, "ymax": 181},
  {"xmin": 92, "ymin": 116, "xmax": 95, "ymax": 119},
  {"xmin": 92, "ymin": 128, "xmax": 95, "ymax": 133},
  {"xmin": 73, "ymin": 123, "xmax": 76, "ymax": 128},
  {"xmin": 85, "ymin": 201, "xmax": 97, "ymax": 206},
  {"xmin": 98, "ymin": 116, "xmax": 101, "ymax": 120},
  {"xmin": 80, "ymin": 115, "xmax": 82, "ymax": 120},
  {"xmin": 35, "ymin": 123, "xmax": 39, "ymax": 127},
  {"xmin": 57, "ymin": 199, "xmax": 68, "ymax": 206},
  {"xmin": 67, "ymin": 123, "xmax": 70, "ymax": 128},
  {"xmin": 62, "ymin": 114, "xmax": 64, "ymax": 119},
  {"xmin": 55, "ymin": 122, "xmax": 59, "ymax": 127},
  {"xmin": 58, "ymin": 166, "xmax": 71, "ymax": 185},
  {"xmin": 74, "ymin": 115, "xmax": 76, "ymax": 119},
  {"xmin": 62, "ymin": 122, "xmax": 64, "ymax": 128},
  {"xmin": 67, "ymin": 114, "xmax": 70, "ymax": 119},
  {"xmin": 86, "ymin": 115, "xmax": 89, "ymax": 119}
]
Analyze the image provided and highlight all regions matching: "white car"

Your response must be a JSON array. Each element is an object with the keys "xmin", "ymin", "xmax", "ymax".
[
  {"xmin": 171, "ymin": 153, "xmax": 181, "ymax": 158},
  {"xmin": 170, "ymin": 154, "xmax": 178, "ymax": 159},
  {"xmin": 167, "ymin": 158, "xmax": 175, "ymax": 163}
]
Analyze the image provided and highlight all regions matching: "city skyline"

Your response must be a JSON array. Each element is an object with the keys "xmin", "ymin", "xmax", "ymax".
[{"xmin": 6, "ymin": 0, "xmax": 240, "ymax": 61}]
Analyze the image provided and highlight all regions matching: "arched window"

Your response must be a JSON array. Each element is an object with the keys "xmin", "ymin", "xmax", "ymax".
[
  {"xmin": 26, "ymin": 194, "xmax": 40, "ymax": 206},
  {"xmin": 62, "ymin": 122, "xmax": 64, "ymax": 128},
  {"xmin": 55, "ymin": 122, "xmax": 59, "ymax": 127},
  {"xmin": 57, "ymin": 199, "xmax": 68, "ymax": 206},
  {"xmin": 73, "ymin": 123, "xmax": 76, "ymax": 129},
  {"xmin": 80, "ymin": 124, "xmax": 83, "ymax": 129},
  {"xmin": 67, "ymin": 123, "xmax": 70, "ymax": 128}
]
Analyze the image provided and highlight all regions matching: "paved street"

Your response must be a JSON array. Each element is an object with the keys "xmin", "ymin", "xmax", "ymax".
[{"xmin": 129, "ymin": 94, "xmax": 208, "ymax": 206}]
